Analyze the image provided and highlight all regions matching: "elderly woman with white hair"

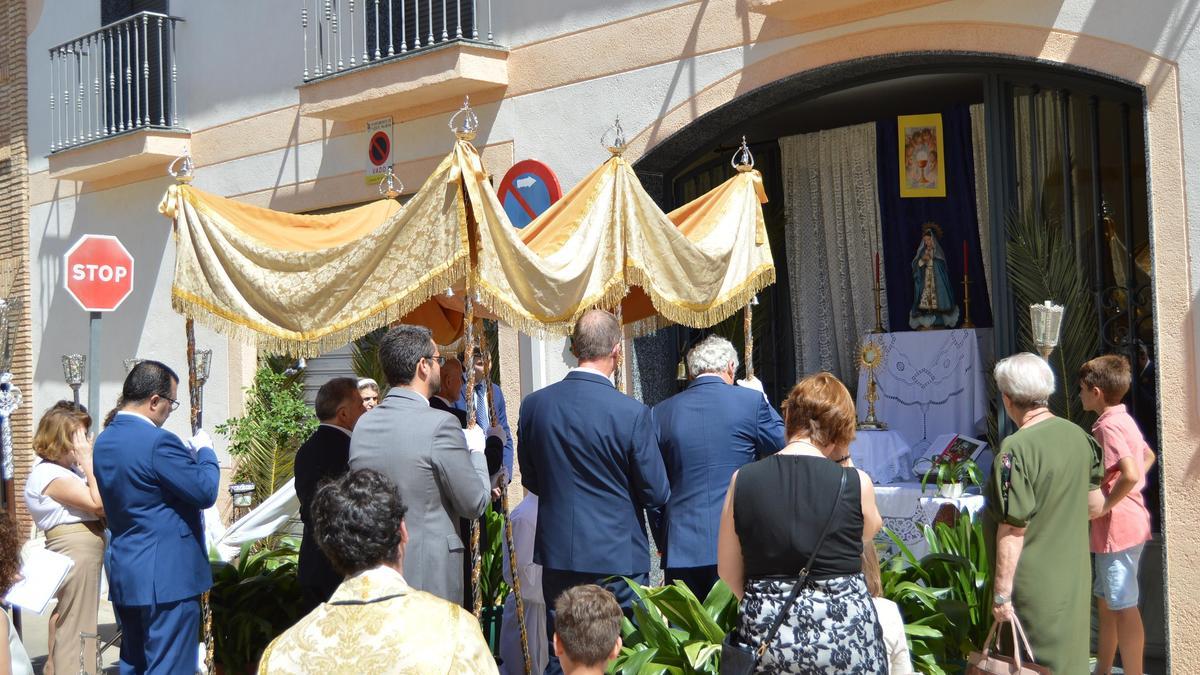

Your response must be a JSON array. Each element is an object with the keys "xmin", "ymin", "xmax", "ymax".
[
  {"xmin": 357, "ymin": 377, "xmax": 380, "ymax": 410},
  {"xmin": 984, "ymin": 353, "xmax": 1103, "ymax": 673}
]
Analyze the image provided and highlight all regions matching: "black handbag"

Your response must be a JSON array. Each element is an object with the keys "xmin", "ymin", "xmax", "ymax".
[{"xmin": 720, "ymin": 470, "xmax": 848, "ymax": 674}]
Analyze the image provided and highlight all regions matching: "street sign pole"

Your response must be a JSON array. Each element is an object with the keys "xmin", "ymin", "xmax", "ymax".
[{"xmin": 88, "ymin": 311, "xmax": 100, "ymax": 421}]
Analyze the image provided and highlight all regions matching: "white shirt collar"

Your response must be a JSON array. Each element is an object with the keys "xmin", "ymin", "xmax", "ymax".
[
  {"xmin": 570, "ymin": 366, "xmax": 614, "ymax": 384},
  {"xmin": 116, "ymin": 410, "xmax": 156, "ymax": 427},
  {"xmin": 695, "ymin": 373, "xmax": 726, "ymax": 381},
  {"xmin": 319, "ymin": 423, "xmax": 352, "ymax": 438},
  {"xmin": 389, "ymin": 386, "xmax": 428, "ymax": 405},
  {"xmin": 434, "ymin": 395, "xmax": 454, "ymax": 407}
]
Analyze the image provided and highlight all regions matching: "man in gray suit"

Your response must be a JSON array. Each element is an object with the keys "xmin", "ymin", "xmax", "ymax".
[{"xmin": 348, "ymin": 324, "xmax": 490, "ymax": 606}]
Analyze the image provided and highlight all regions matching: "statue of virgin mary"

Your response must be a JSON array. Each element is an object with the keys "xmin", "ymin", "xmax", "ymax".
[{"xmin": 909, "ymin": 222, "xmax": 960, "ymax": 329}]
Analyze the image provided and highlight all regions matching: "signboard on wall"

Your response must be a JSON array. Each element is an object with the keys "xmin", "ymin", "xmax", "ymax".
[
  {"xmin": 497, "ymin": 159, "xmax": 562, "ymax": 228},
  {"xmin": 365, "ymin": 117, "xmax": 393, "ymax": 185}
]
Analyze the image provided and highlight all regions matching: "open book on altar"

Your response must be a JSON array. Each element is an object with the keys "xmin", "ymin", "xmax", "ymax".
[
  {"xmin": 911, "ymin": 433, "xmax": 990, "ymax": 478},
  {"xmin": 5, "ymin": 546, "xmax": 74, "ymax": 614}
]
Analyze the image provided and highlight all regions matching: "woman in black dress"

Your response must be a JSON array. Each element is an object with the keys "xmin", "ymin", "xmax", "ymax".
[{"xmin": 718, "ymin": 372, "xmax": 886, "ymax": 673}]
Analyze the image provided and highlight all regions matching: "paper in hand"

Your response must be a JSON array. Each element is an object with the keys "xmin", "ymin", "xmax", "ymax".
[{"xmin": 5, "ymin": 547, "xmax": 74, "ymax": 614}]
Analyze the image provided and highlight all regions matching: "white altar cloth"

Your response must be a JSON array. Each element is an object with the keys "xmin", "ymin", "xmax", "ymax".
[
  {"xmin": 856, "ymin": 329, "xmax": 989, "ymax": 457},
  {"xmin": 849, "ymin": 430, "xmax": 911, "ymax": 484},
  {"xmin": 874, "ymin": 482, "xmax": 985, "ymax": 559}
]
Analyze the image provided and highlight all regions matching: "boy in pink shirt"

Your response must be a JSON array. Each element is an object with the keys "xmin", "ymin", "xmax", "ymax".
[{"xmin": 1080, "ymin": 355, "xmax": 1156, "ymax": 675}]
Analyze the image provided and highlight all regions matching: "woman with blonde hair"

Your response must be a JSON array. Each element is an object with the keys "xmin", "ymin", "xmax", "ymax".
[
  {"xmin": 23, "ymin": 404, "xmax": 105, "ymax": 675},
  {"xmin": 718, "ymin": 372, "xmax": 885, "ymax": 673}
]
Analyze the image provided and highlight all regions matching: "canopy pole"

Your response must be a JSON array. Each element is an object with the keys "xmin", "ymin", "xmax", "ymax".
[
  {"xmin": 744, "ymin": 302, "xmax": 754, "ymax": 381},
  {"xmin": 480, "ymin": 327, "xmax": 532, "ymax": 672},
  {"xmin": 613, "ymin": 301, "xmax": 625, "ymax": 394},
  {"xmin": 186, "ymin": 317, "xmax": 215, "ymax": 675}
]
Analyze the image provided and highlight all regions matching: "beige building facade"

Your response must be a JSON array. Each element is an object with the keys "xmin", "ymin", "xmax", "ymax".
[{"xmin": 11, "ymin": 0, "xmax": 1200, "ymax": 668}]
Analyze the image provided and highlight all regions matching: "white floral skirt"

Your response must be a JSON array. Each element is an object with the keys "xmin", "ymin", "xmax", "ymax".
[{"xmin": 732, "ymin": 574, "xmax": 887, "ymax": 674}]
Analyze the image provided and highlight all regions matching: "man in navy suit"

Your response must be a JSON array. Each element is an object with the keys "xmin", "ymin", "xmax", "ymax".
[
  {"xmin": 518, "ymin": 309, "xmax": 670, "ymax": 675},
  {"xmin": 93, "ymin": 360, "xmax": 220, "ymax": 675},
  {"xmin": 294, "ymin": 377, "xmax": 366, "ymax": 614},
  {"xmin": 456, "ymin": 348, "xmax": 513, "ymax": 478},
  {"xmin": 653, "ymin": 335, "xmax": 785, "ymax": 599}
]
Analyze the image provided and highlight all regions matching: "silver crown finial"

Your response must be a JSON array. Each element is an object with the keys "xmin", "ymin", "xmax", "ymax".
[
  {"xmin": 731, "ymin": 135, "xmax": 755, "ymax": 171},
  {"xmin": 449, "ymin": 96, "xmax": 479, "ymax": 140}
]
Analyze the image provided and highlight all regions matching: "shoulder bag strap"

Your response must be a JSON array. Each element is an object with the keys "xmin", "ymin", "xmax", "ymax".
[{"xmin": 752, "ymin": 469, "xmax": 849, "ymax": 660}]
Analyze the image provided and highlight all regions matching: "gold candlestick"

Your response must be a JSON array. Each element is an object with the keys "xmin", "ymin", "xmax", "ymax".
[
  {"xmin": 872, "ymin": 259, "xmax": 884, "ymax": 334},
  {"xmin": 961, "ymin": 272, "xmax": 975, "ymax": 328}
]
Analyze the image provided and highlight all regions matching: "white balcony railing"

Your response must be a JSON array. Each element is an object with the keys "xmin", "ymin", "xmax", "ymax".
[
  {"xmin": 48, "ymin": 11, "xmax": 185, "ymax": 154},
  {"xmin": 302, "ymin": 0, "xmax": 497, "ymax": 82}
]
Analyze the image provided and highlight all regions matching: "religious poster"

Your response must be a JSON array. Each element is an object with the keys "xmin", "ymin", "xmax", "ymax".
[{"xmin": 898, "ymin": 113, "xmax": 947, "ymax": 198}]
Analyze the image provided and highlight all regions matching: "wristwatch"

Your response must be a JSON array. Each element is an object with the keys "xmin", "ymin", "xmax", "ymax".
[{"xmin": 993, "ymin": 592, "xmax": 1011, "ymax": 605}]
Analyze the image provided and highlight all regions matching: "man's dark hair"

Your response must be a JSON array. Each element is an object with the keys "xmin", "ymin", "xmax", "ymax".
[
  {"xmin": 312, "ymin": 469, "xmax": 408, "ymax": 576},
  {"xmin": 314, "ymin": 377, "xmax": 361, "ymax": 422},
  {"xmin": 571, "ymin": 310, "xmax": 622, "ymax": 362},
  {"xmin": 554, "ymin": 584, "xmax": 622, "ymax": 667},
  {"xmin": 121, "ymin": 360, "xmax": 178, "ymax": 404},
  {"xmin": 377, "ymin": 324, "xmax": 434, "ymax": 387}
]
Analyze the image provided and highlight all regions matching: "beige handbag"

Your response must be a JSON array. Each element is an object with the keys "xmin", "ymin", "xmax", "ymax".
[{"xmin": 966, "ymin": 615, "xmax": 1051, "ymax": 674}]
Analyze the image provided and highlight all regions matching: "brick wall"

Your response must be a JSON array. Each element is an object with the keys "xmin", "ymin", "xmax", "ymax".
[{"xmin": 0, "ymin": 0, "xmax": 34, "ymax": 533}]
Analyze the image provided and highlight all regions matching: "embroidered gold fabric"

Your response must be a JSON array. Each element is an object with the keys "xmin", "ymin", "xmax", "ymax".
[
  {"xmin": 161, "ymin": 140, "xmax": 774, "ymax": 354},
  {"xmin": 258, "ymin": 567, "xmax": 498, "ymax": 675}
]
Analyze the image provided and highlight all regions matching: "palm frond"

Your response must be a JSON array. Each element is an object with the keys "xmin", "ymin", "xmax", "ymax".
[
  {"xmin": 1004, "ymin": 199, "xmax": 1099, "ymax": 425},
  {"xmin": 350, "ymin": 328, "xmax": 389, "ymax": 386}
]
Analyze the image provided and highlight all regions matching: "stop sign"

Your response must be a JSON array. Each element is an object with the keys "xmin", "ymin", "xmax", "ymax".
[{"xmin": 64, "ymin": 235, "xmax": 135, "ymax": 312}]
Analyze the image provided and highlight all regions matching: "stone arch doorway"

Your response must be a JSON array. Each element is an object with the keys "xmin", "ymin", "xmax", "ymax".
[{"xmin": 628, "ymin": 50, "xmax": 1173, "ymax": 665}]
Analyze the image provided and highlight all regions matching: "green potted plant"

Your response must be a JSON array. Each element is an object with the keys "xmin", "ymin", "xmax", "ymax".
[
  {"xmin": 209, "ymin": 541, "xmax": 304, "ymax": 674},
  {"xmin": 478, "ymin": 503, "xmax": 511, "ymax": 657},
  {"xmin": 914, "ymin": 454, "xmax": 983, "ymax": 498},
  {"xmin": 608, "ymin": 577, "xmax": 738, "ymax": 674}
]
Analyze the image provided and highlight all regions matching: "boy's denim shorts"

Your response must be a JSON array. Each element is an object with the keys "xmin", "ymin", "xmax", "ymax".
[{"xmin": 1094, "ymin": 543, "xmax": 1145, "ymax": 610}]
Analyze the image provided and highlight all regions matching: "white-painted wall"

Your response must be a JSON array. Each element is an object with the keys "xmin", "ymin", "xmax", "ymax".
[{"xmin": 23, "ymin": 0, "xmax": 1200, "ymax": 431}]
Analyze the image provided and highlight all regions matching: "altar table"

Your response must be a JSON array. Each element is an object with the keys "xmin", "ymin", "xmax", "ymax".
[
  {"xmin": 849, "ymin": 429, "xmax": 911, "ymax": 485},
  {"xmin": 856, "ymin": 329, "xmax": 990, "ymax": 456},
  {"xmin": 874, "ymin": 482, "xmax": 986, "ymax": 559}
]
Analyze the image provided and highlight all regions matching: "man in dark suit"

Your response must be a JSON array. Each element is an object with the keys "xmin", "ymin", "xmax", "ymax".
[
  {"xmin": 431, "ymin": 356, "xmax": 468, "ymax": 428},
  {"xmin": 93, "ymin": 360, "xmax": 220, "ymax": 675},
  {"xmin": 294, "ymin": 377, "xmax": 367, "ymax": 614},
  {"xmin": 518, "ymin": 309, "xmax": 670, "ymax": 675},
  {"xmin": 653, "ymin": 335, "xmax": 785, "ymax": 598},
  {"xmin": 349, "ymin": 324, "xmax": 490, "ymax": 605},
  {"xmin": 456, "ymin": 348, "xmax": 513, "ymax": 478}
]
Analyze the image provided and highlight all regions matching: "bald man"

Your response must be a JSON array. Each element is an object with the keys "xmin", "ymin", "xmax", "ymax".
[
  {"xmin": 518, "ymin": 309, "xmax": 670, "ymax": 675},
  {"xmin": 431, "ymin": 357, "xmax": 468, "ymax": 428}
]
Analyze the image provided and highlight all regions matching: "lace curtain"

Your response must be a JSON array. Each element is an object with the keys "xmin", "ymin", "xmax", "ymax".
[
  {"xmin": 781, "ymin": 123, "xmax": 887, "ymax": 384},
  {"xmin": 969, "ymin": 103, "xmax": 993, "ymax": 299}
]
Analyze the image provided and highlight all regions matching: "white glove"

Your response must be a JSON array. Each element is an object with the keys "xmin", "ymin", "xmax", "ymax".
[
  {"xmin": 736, "ymin": 377, "xmax": 770, "ymax": 404},
  {"xmin": 486, "ymin": 425, "xmax": 507, "ymax": 444},
  {"xmin": 188, "ymin": 430, "xmax": 214, "ymax": 453},
  {"xmin": 463, "ymin": 425, "xmax": 486, "ymax": 454}
]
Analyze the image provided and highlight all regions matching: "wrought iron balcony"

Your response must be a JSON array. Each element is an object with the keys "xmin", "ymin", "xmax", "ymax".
[
  {"xmin": 48, "ymin": 11, "xmax": 185, "ymax": 155},
  {"xmin": 298, "ymin": 1, "xmax": 507, "ymax": 121},
  {"xmin": 302, "ymin": 0, "xmax": 497, "ymax": 82}
]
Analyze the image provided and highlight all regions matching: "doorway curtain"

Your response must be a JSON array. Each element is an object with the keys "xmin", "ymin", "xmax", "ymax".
[{"xmin": 780, "ymin": 122, "xmax": 887, "ymax": 384}]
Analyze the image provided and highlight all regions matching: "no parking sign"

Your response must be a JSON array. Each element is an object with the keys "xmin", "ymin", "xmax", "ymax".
[
  {"xmin": 365, "ymin": 117, "xmax": 393, "ymax": 185},
  {"xmin": 497, "ymin": 160, "xmax": 562, "ymax": 228}
]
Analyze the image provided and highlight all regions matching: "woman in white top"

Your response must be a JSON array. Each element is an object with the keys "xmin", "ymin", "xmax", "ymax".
[
  {"xmin": 23, "ymin": 404, "xmax": 105, "ymax": 675},
  {"xmin": 862, "ymin": 543, "xmax": 914, "ymax": 675},
  {"xmin": 0, "ymin": 511, "xmax": 34, "ymax": 675}
]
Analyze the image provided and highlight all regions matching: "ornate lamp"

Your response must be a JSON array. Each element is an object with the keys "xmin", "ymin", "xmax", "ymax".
[
  {"xmin": 192, "ymin": 348, "xmax": 213, "ymax": 430},
  {"xmin": 856, "ymin": 339, "xmax": 888, "ymax": 430},
  {"xmin": 62, "ymin": 354, "xmax": 86, "ymax": 409},
  {"xmin": 1029, "ymin": 300, "xmax": 1065, "ymax": 359}
]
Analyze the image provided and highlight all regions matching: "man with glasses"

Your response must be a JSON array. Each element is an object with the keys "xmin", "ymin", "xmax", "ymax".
[
  {"xmin": 93, "ymin": 360, "xmax": 220, "ymax": 674},
  {"xmin": 349, "ymin": 324, "xmax": 490, "ymax": 607}
]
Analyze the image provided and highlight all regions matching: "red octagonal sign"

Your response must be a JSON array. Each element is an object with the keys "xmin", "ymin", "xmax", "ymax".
[{"xmin": 64, "ymin": 235, "xmax": 135, "ymax": 312}]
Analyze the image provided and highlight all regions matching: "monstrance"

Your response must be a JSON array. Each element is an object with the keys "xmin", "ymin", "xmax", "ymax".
[{"xmin": 857, "ymin": 338, "xmax": 888, "ymax": 430}]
